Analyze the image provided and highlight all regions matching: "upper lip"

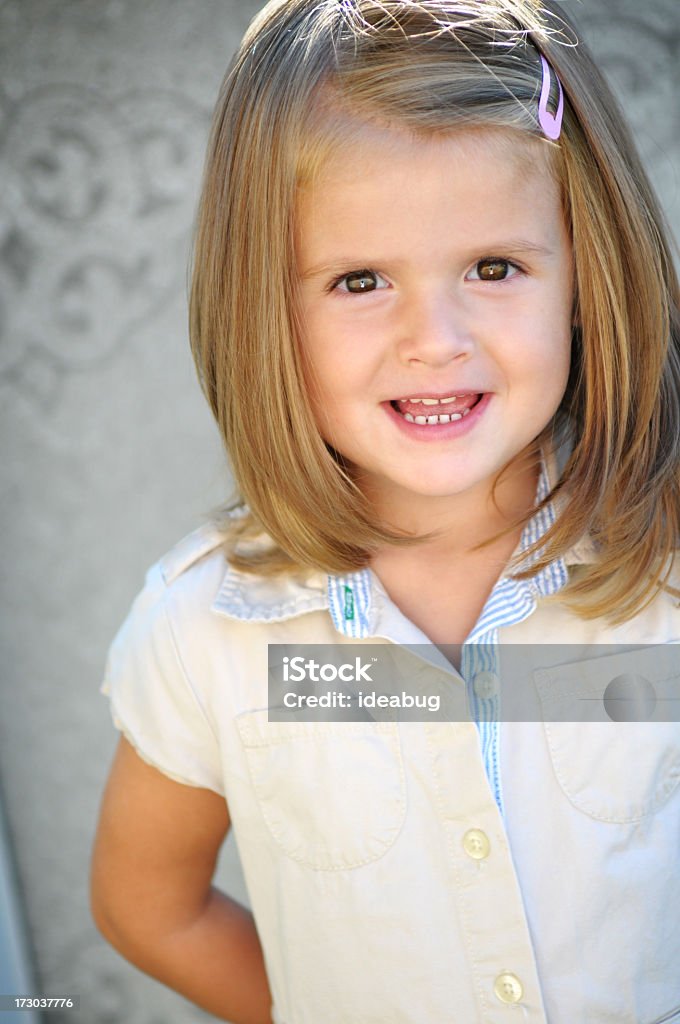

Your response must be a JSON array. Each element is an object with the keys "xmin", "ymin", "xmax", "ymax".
[{"xmin": 391, "ymin": 390, "xmax": 484, "ymax": 401}]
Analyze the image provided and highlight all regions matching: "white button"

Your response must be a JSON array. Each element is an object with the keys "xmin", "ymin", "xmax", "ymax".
[
  {"xmin": 473, "ymin": 671, "xmax": 499, "ymax": 699},
  {"xmin": 494, "ymin": 972, "xmax": 524, "ymax": 1004},
  {"xmin": 462, "ymin": 828, "xmax": 490, "ymax": 860}
]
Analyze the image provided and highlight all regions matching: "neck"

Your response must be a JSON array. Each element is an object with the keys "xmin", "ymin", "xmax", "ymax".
[{"xmin": 365, "ymin": 455, "xmax": 541, "ymax": 651}]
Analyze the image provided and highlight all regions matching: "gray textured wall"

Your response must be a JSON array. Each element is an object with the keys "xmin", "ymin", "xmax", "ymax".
[{"xmin": 1, "ymin": 1, "xmax": 679, "ymax": 1022}]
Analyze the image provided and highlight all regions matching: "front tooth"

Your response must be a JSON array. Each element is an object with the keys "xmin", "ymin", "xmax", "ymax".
[
  {"xmin": 404, "ymin": 413, "xmax": 415, "ymax": 423},
  {"xmin": 421, "ymin": 398, "xmax": 440, "ymax": 406},
  {"xmin": 426, "ymin": 415, "xmax": 439, "ymax": 424},
  {"xmin": 438, "ymin": 414, "xmax": 451, "ymax": 424},
  {"xmin": 415, "ymin": 415, "xmax": 427, "ymax": 424},
  {"xmin": 451, "ymin": 412, "xmax": 462, "ymax": 420},
  {"xmin": 408, "ymin": 398, "xmax": 423, "ymax": 404},
  {"xmin": 439, "ymin": 396, "xmax": 456, "ymax": 404}
]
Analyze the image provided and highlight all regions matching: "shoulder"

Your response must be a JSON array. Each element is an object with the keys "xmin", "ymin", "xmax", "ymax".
[
  {"xmin": 107, "ymin": 523, "xmax": 228, "ymax": 666},
  {"xmin": 123, "ymin": 521, "xmax": 230, "ymax": 639},
  {"xmin": 157, "ymin": 520, "xmax": 230, "ymax": 587},
  {"xmin": 108, "ymin": 522, "xmax": 332, "ymax": 725},
  {"xmin": 144, "ymin": 518, "xmax": 327, "ymax": 627},
  {"xmin": 150, "ymin": 520, "xmax": 231, "ymax": 612},
  {"xmin": 622, "ymin": 551, "xmax": 680, "ymax": 642},
  {"xmin": 103, "ymin": 523, "xmax": 235, "ymax": 792}
]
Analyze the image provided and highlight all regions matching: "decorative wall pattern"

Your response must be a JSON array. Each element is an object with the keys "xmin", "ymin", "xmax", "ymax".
[
  {"xmin": 0, "ymin": 1, "xmax": 678, "ymax": 1022},
  {"xmin": 0, "ymin": 83, "xmax": 207, "ymax": 449}
]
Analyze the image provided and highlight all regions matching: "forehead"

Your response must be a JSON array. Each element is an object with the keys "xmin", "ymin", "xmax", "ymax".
[
  {"xmin": 295, "ymin": 123, "xmax": 565, "ymax": 260},
  {"xmin": 304, "ymin": 114, "xmax": 553, "ymax": 174}
]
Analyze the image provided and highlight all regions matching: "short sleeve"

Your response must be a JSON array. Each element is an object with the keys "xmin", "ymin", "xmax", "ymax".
[{"xmin": 101, "ymin": 563, "xmax": 225, "ymax": 795}]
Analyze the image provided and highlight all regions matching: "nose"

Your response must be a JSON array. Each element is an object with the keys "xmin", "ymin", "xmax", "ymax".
[{"xmin": 397, "ymin": 287, "xmax": 474, "ymax": 367}]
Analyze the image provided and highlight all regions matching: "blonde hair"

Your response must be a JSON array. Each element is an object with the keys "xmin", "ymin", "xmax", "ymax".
[{"xmin": 189, "ymin": 0, "xmax": 680, "ymax": 623}]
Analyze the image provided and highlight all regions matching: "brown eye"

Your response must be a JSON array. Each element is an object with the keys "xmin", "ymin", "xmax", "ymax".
[
  {"xmin": 344, "ymin": 270, "xmax": 378, "ymax": 292},
  {"xmin": 475, "ymin": 259, "xmax": 511, "ymax": 281}
]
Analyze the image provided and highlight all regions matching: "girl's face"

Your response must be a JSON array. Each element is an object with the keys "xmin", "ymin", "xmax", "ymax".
[{"xmin": 295, "ymin": 125, "xmax": 573, "ymax": 523}]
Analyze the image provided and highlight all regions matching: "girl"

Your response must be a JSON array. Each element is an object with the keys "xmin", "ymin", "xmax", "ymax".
[{"xmin": 91, "ymin": 0, "xmax": 680, "ymax": 1022}]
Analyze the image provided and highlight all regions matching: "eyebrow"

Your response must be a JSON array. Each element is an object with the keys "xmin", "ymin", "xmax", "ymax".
[
  {"xmin": 298, "ymin": 238, "xmax": 557, "ymax": 280},
  {"xmin": 487, "ymin": 238, "xmax": 555, "ymax": 257},
  {"xmin": 487, "ymin": 238, "xmax": 557, "ymax": 259},
  {"xmin": 298, "ymin": 259, "xmax": 390, "ymax": 281}
]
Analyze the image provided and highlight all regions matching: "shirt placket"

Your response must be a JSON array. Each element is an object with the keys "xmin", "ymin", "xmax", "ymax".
[{"xmin": 426, "ymin": 712, "xmax": 548, "ymax": 1021}]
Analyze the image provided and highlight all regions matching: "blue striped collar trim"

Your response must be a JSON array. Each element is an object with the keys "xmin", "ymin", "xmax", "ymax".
[
  {"xmin": 514, "ymin": 452, "xmax": 568, "ymax": 600},
  {"xmin": 465, "ymin": 575, "xmax": 537, "ymax": 643},
  {"xmin": 464, "ymin": 456, "xmax": 568, "ymax": 642}
]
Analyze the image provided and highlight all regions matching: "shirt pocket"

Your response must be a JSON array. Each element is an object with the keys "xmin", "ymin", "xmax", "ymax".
[
  {"xmin": 235, "ymin": 710, "xmax": 407, "ymax": 870},
  {"xmin": 535, "ymin": 645, "xmax": 680, "ymax": 823}
]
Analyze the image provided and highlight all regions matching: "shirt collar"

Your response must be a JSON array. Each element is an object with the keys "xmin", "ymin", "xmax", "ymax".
[{"xmin": 212, "ymin": 447, "xmax": 585, "ymax": 631}]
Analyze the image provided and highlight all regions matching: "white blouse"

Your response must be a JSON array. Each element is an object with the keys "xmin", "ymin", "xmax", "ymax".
[{"xmin": 102, "ymin": 519, "xmax": 680, "ymax": 1024}]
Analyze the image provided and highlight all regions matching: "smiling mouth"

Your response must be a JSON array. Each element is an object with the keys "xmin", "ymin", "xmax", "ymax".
[{"xmin": 390, "ymin": 393, "xmax": 483, "ymax": 424}]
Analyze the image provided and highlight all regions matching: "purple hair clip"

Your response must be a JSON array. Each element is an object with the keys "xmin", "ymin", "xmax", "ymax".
[{"xmin": 538, "ymin": 53, "xmax": 564, "ymax": 141}]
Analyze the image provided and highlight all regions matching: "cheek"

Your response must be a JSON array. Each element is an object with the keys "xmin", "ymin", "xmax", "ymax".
[
  {"xmin": 508, "ymin": 315, "xmax": 572, "ymax": 412},
  {"xmin": 528, "ymin": 298, "xmax": 572, "ymax": 367},
  {"xmin": 541, "ymin": 330, "xmax": 573, "ymax": 411},
  {"xmin": 300, "ymin": 337, "xmax": 340, "ymax": 412},
  {"xmin": 553, "ymin": 318, "xmax": 574, "ymax": 377},
  {"xmin": 297, "ymin": 307, "xmax": 331, "ymax": 389},
  {"xmin": 301, "ymin": 308, "xmax": 381, "ymax": 391},
  {"xmin": 297, "ymin": 319, "xmax": 354, "ymax": 438},
  {"xmin": 539, "ymin": 332, "xmax": 572, "ymax": 392}
]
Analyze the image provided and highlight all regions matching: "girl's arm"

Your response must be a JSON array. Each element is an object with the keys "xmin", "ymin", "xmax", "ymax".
[{"xmin": 90, "ymin": 736, "xmax": 272, "ymax": 1024}]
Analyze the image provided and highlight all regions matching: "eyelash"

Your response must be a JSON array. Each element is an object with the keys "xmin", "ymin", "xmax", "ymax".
[{"xmin": 328, "ymin": 259, "xmax": 525, "ymax": 294}]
